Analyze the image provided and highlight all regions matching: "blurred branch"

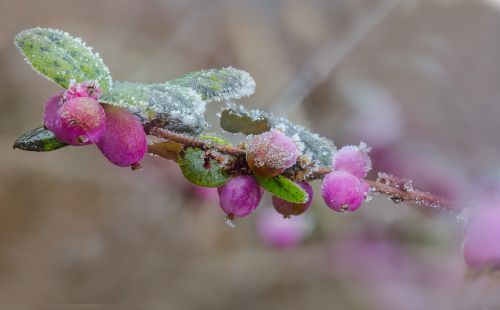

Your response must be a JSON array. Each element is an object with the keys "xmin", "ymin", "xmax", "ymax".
[{"xmin": 270, "ymin": 0, "xmax": 401, "ymax": 115}]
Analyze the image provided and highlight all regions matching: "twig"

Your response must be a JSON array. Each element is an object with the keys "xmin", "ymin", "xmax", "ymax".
[
  {"xmin": 310, "ymin": 167, "xmax": 453, "ymax": 211},
  {"xmin": 147, "ymin": 127, "xmax": 245, "ymax": 157},
  {"xmin": 147, "ymin": 126, "xmax": 453, "ymax": 211}
]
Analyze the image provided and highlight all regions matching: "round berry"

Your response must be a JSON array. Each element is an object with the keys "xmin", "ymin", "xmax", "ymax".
[
  {"xmin": 43, "ymin": 91, "xmax": 65, "ymax": 132},
  {"xmin": 463, "ymin": 207, "xmax": 500, "ymax": 268},
  {"xmin": 246, "ymin": 129, "xmax": 298, "ymax": 177},
  {"xmin": 96, "ymin": 105, "xmax": 147, "ymax": 167},
  {"xmin": 52, "ymin": 97, "xmax": 106, "ymax": 145},
  {"xmin": 256, "ymin": 207, "xmax": 314, "ymax": 248},
  {"xmin": 217, "ymin": 176, "xmax": 263, "ymax": 218},
  {"xmin": 272, "ymin": 181, "xmax": 313, "ymax": 217},
  {"xmin": 321, "ymin": 171, "xmax": 369, "ymax": 212},
  {"xmin": 332, "ymin": 143, "xmax": 372, "ymax": 178}
]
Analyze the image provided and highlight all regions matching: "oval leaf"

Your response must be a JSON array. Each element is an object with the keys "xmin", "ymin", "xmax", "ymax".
[
  {"xmin": 13, "ymin": 126, "xmax": 67, "ymax": 152},
  {"xmin": 255, "ymin": 175, "xmax": 308, "ymax": 204},
  {"xmin": 15, "ymin": 28, "xmax": 112, "ymax": 90},
  {"xmin": 220, "ymin": 108, "xmax": 270, "ymax": 135},
  {"xmin": 177, "ymin": 147, "xmax": 229, "ymax": 187},
  {"xmin": 100, "ymin": 81, "xmax": 207, "ymax": 135},
  {"xmin": 148, "ymin": 141, "xmax": 183, "ymax": 161},
  {"xmin": 168, "ymin": 67, "xmax": 255, "ymax": 102}
]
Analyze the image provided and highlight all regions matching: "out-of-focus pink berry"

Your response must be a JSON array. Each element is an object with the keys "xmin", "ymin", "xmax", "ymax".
[
  {"xmin": 246, "ymin": 129, "xmax": 299, "ymax": 177},
  {"xmin": 52, "ymin": 97, "xmax": 106, "ymax": 145},
  {"xmin": 463, "ymin": 206, "xmax": 500, "ymax": 268},
  {"xmin": 256, "ymin": 207, "xmax": 313, "ymax": 248},
  {"xmin": 332, "ymin": 143, "xmax": 372, "ymax": 178},
  {"xmin": 43, "ymin": 91, "xmax": 65, "ymax": 132},
  {"xmin": 321, "ymin": 171, "xmax": 369, "ymax": 212},
  {"xmin": 64, "ymin": 80, "xmax": 102, "ymax": 101},
  {"xmin": 96, "ymin": 105, "xmax": 147, "ymax": 167},
  {"xmin": 217, "ymin": 176, "xmax": 263, "ymax": 218},
  {"xmin": 272, "ymin": 181, "xmax": 313, "ymax": 217}
]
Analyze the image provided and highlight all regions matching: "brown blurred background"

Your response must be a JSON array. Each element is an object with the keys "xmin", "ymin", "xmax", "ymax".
[{"xmin": 1, "ymin": 0, "xmax": 500, "ymax": 309}]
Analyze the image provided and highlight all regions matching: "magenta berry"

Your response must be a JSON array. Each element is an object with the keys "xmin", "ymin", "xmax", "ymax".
[
  {"xmin": 246, "ymin": 129, "xmax": 299, "ymax": 177},
  {"xmin": 64, "ymin": 80, "xmax": 102, "ymax": 101},
  {"xmin": 52, "ymin": 97, "xmax": 106, "ymax": 145},
  {"xmin": 96, "ymin": 105, "xmax": 147, "ymax": 167},
  {"xmin": 256, "ymin": 207, "xmax": 313, "ymax": 248},
  {"xmin": 217, "ymin": 176, "xmax": 263, "ymax": 218},
  {"xmin": 43, "ymin": 91, "xmax": 65, "ymax": 132},
  {"xmin": 332, "ymin": 143, "xmax": 372, "ymax": 178},
  {"xmin": 272, "ymin": 181, "xmax": 313, "ymax": 218},
  {"xmin": 463, "ymin": 207, "xmax": 500, "ymax": 268},
  {"xmin": 321, "ymin": 170, "xmax": 369, "ymax": 212}
]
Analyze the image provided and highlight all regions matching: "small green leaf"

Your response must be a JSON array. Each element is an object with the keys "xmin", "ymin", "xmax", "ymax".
[
  {"xmin": 199, "ymin": 133, "xmax": 232, "ymax": 146},
  {"xmin": 177, "ymin": 147, "xmax": 230, "ymax": 187},
  {"xmin": 100, "ymin": 81, "xmax": 207, "ymax": 135},
  {"xmin": 148, "ymin": 141, "xmax": 183, "ymax": 161},
  {"xmin": 168, "ymin": 67, "xmax": 255, "ymax": 102},
  {"xmin": 220, "ymin": 108, "xmax": 270, "ymax": 135},
  {"xmin": 13, "ymin": 126, "xmax": 67, "ymax": 152},
  {"xmin": 15, "ymin": 28, "xmax": 112, "ymax": 90},
  {"xmin": 255, "ymin": 175, "xmax": 308, "ymax": 204}
]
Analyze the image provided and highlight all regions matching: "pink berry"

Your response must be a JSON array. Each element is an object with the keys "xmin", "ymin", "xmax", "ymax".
[
  {"xmin": 321, "ymin": 171, "xmax": 370, "ymax": 212},
  {"xmin": 43, "ymin": 91, "xmax": 65, "ymax": 132},
  {"xmin": 332, "ymin": 143, "xmax": 372, "ymax": 178},
  {"xmin": 272, "ymin": 181, "xmax": 313, "ymax": 217},
  {"xmin": 64, "ymin": 80, "xmax": 102, "ymax": 101},
  {"xmin": 96, "ymin": 105, "xmax": 147, "ymax": 167},
  {"xmin": 256, "ymin": 207, "xmax": 313, "ymax": 248},
  {"xmin": 52, "ymin": 97, "xmax": 106, "ymax": 145},
  {"xmin": 463, "ymin": 207, "xmax": 500, "ymax": 268},
  {"xmin": 246, "ymin": 129, "xmax": 299, "ymax": 177},
  {"xmin": 217, "ymin": 176, "xmax": 263, "ymax": 218}
]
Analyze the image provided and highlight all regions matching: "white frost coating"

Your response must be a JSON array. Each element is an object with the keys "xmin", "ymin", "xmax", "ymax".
[{"xmin": 14, "ymin": 27, "xmax": 113, "ymax": 89}]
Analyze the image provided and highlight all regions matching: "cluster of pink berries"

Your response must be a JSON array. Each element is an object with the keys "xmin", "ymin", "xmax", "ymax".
[
  {"xmin": 43, "ymin": 81, "xmax": 147, "ymax": 168},
  {"xmin": 322, "ymin": 143, "xmax": 372, "ymax": 213},
  {"xmin": 217, "ymin": 129, "xmax": 372, "ymax": 222}
]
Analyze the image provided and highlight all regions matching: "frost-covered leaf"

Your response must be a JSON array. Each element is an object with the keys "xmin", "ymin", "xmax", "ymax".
[
  {"xmin": 221, "ymin": 103, "xmax": 336, "ymax": 166},
  {"xmin": 168, "ymin": 67, "xmax": 255, "ymax": 102},
  {"xmin": 13, "ymin": 126, "xmax": 67, "ymax": 152},
  {"xmin": 148, "ymin": 141, "xmax": 183, "ymax": 160},
  {"xmin": 199, "ymin": 133, "xmax": 233, "ymax": 146},
  {"xmin": 220, "ymin": 108, "xmax": 270, "ymax": 135},
  {"xmin": 255, "ymin": 175, "xmax": 308, "ymax": 204},
  {"xmin": 100, "ymin": 81, "xmax": 207, "ymax": 135},
  {"xmin": 177, "ymin": 147, "xmax": 230, "ymax": 187},
  {"xmin": 15, "ymin": 28, "xmax": 112, "ymax": 90}
]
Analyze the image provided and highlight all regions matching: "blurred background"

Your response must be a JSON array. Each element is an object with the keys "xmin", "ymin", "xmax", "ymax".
[{"xmin": 1, "ymin": 0, "xmax": 500, "ymax": 308}]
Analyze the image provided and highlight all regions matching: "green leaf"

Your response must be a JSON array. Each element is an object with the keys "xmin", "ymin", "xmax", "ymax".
[
  {"xmin": 220, "ymin": 108, "xmax": 270, "ymax": 135},
  {"xmin": 199, "ymin": 133, "xmax": 232, "ymax": 146},
  {"xmin": 255, "ymin": 175, "xmax": 308, "ymax": 204},
  {"xmin": 148, "ymin": 141, "xmax": 183, "ymax": 161},
  {"xmin": 13, "ymin": 126, "xmax": 67, "ymax": 152},
  {"xmin": 15, "ymin": 28, "xmax": 112, "ymax": 90},
  {"xmin": 221, "ymin": 103, "xmax": 336, "ymax": 166},
  {"xmin": 100, "ymin": 81, "xmax": 207, "ymax": 135},
  {"xmin": 177, "ymin": 147, "xmax": 230, "ymax": 187},
  {"xmin": 168, "ymin": 67, "xmax": 255, "ymax": 102}
]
